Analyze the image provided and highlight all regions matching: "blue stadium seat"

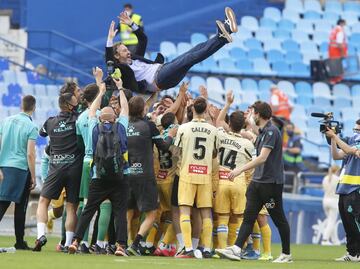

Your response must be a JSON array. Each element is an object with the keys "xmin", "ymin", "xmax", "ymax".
[
  {"xmin": 241, "ymin": 16, "xmax": 259, "ymax": 31},
  {"xmin": 293, "ymin": 118, "xmax": 308, "ymax": 132},
  {"xmin": 190, "ymin": 33, "xmax": 207, "ymax": 46},
  {"xmin": 333, "ymin": 98, "xmax": 352, "ymax": 107},
  {"xmin": 342, "ymin": 11, "xmax": 359, "ymax": 25},
  {"xmin": 7, "ymin": 83, "xmax": 22, "ymax": 95},
  {"xmin": 351, "ymin": 84, "xmax": 360, "ymax": 97},
  {"xmin": 300, "ymin": 187, "xmax": 324, "ymax": 197},
  {"xmin": 291, "ymin": 31, "xmax": 310, "ymax": 43},
  {"xmin": 213, "ymin": 49, "xmax": 230, "ymax": 61},
  {"xmin": 278, "ymin": 80, "xmax": 297, "ymax": 98},
  {"xmin": 292, "ymin": 105, "xmax": 307, "ymax": 120},
  {"xmin": 273, "ymin": 29, "xmax": 291, "ymax": 40},
  {"xmin": 303, "ymin": 10, "xmax": 322, "ymax": 21},
  {"xmin": 190, "ymin": 76, "xmax": 206, "ymax": 91},
  {"xmin": 282, "ymin": 9, "xmax": 300, "ymax": 23},
  {"xmin": 313, "ymin": 82, "xmax": 331, "ymax": 98},
  {"xmin": 296, "ymin": 20, "xmax": 314, "ymax": 34},
  {"xmin": 344, "ymin": 1, "xmax": 360, "ymax": 13},
  {"xmin": 266, "ymin": 49, "xmax": 284, "ymax": 64},
  {"xmin": 218, "ymin": 59, "xmax": 239, "ymax": 74},
  {"xmin": 282, "ymin": 39, "xmax": 299, "ymax": 52},
  {"xmin": 241, "ymin": 91, "xmax": 258, "ymax": 104},
  {"xmin": 333, "ymin": 83, "xmax": 351, "ymax": 98},
  {"xmin": 206, "ymin": 76, "xmax": 224, "ymax": 94},
  {"xmin": 259, "ymin": 18, "xmax": 277, "ymax": 30},
  {"xmin": 229, "ymin": 47, "xmax": 247, "ymax": 60},
  {"xmin": 291, "ymin": 62, "xmax": 309, "ymax": 77},
  {"xmin": 304, "ymin": 0, "xmax": 322, "ymax": 13},
  {"xmin": 255, "ymin": 28, "xmax": 273, "ymax": 42},
  {"xmin": 285, "ymin": 51, "xmax": 302, "ymax": 63},
  {"xmin": 302, "ymin": 140, "xmax": 319, "ymax": 157},
  {"xmin": 247, "ymin": 49, "xmax": 264, "ymax": 60},
  {"xmin": 253, "ymin": 58, "xmax": 274, "ymax": 75},
  {"xmin": 315, "ymin": 21, "xmax": 333, "ymax": 33},
  {"xmin": 34, "ymin": 84, "xmax": 47, "ymax": 96},
  {"xmin": 319, "ymin": 42, "xmax": 329, "ymax": 54},
  {"xmin": 160, "ymin": 41, "xmax": 177, "ymax": 58},
  {"xmin": 342, "ymin": 107, "xmax": 359, "ymax": 120},
  {"xmin": 2, "ymin": 70, "xmax": 17, "ymax": 84},
  {"xmin": 351, "ymin": 22, "xmax": 360, "ymax": 33},
  {"xmin": 0, "ymin": 58, "xmax": 9, "ymax": 70},
  {"xmin": 313, "ymin": 32, "xmax": 329, "ymax": 45},
  {"xmin": 224, "ymin": 77, "xmax": 242, "ymax": 92},
  {"xmin": 350, "ymin": 33, "xmax": 360, "ymax": 46},
  {"xmin": 300, "ymin": 41, "xmax": 318, "ymax": 54},
  {"xmin": 47, "ymin": 84, "xmax": 60, "ymax": 94},
  {"xmin": 244, "ymin": 38, "xmax": 263, "ymax": 50},
  {"xmin": 235, "ymin": 59, "xmax": 255, "ymax": 75},
  {"xmin": 259, "ymin": 91, "xmax": 270, "ymax": 102},
  {"xmin": 272, "ymin": 61, "xmax": 291, "ymax": 76},
  {"xmin": 177, "ymin": 42, "xmax": 192, "ymax": 55},
  {"xmin": 285, "ymin": 0, "xmax": 304, "ymax": 12},
  {"xmin": 323, "ymin": 12, "xmax": 340, "ymax": 22},
  {"xmin": 242, "ymin": 78, "xmax": 258, "ymax": 92},
  {"xmin": 302, "ymin": 52, "xmax": 320, "ymax": 65},
  {"xmin": 278, "ymin": 19, "xmax": 295, "ymax": 32},
  {"xmin": 192, "ymin": 57, "xmax": 217, "ymax": 72},
  {"xmin": 263, "ymin": 40, "xmax": 282, "ymax": 51},
  {"xmin": 295, "ymin": 81, "xmax": 313, "ymax": 96},
  {"xmin": 258, "ymin": 79, "xmax": 273, "ymax": 92},
  {"xmin": 297, "ymin": 95, "xmax": 313, "ymax": 106},
  {"xmin": 235, "ymin": 26, "xmax": 253, "ymax": 40},
  {"xmin": 22, "ymin": 85, "xmax": 35, "ymax": 96},
  {"xmin": 263, "ymin": 7, "xmax": 282, "ymax": 22},
  {"xmin": 314, "ymin": 96, "xmax": 331, "ymax": 107},
  {"xmin": 325, "ymin": 1, "xmax": 342, "ymax": 14},
  {"xmin": 307, "ymin": 105, "xmax": 324, "ymax": 115},
  {"xmin": 352, "ymin": 97, "xmax": 360, "ymax": 108},
  {"xmin": 306, "ymin": 129, "xmax": 326, "ymax": 144}
]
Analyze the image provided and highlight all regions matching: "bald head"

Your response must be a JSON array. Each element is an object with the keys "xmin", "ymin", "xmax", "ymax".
[{"xmin": 99, "ymin": 106, "xmax": 116, "ymax": 123}]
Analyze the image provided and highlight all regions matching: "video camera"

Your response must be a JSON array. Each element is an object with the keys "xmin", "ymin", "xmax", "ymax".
[
  {"xmin": 103, "ymin": 61, "xmax": 121, "ymax": 92},
  {"xmin": 311, "ymin": 112, "xmax": 342, "ymax": 134}
]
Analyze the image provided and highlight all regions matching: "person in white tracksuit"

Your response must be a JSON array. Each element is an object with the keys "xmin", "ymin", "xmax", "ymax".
[{"xmin": 321, "ymin": 165, "xmax": 341, "ymax": 246}]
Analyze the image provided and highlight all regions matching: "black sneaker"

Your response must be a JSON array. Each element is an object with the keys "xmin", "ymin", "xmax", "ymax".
[
  {"xmin": 89, "ymin": 244, "xmax": 96, "ymax": 253},
  {"xmin": 216, "ymin": 20, "xmax": 232, "ymax": 43},
  {"xmin": 80, "ymin": 243, "xmax": 91, "ymax": 254},
  {"xmin": 176, "ymin": 250, "xmax": 195, "ymax": 258},
  {"xmin": 106, "ymin": 244, "xmax": 116, "ymax": 255},
  {"xmin": 127, "ymin": 244, "xmax": 142, "ymax": 256},
  {"xmin": 14, "ymin": 241, "xmax": 31, "ymax": 250},
  {"xmin": 62, "ymin": 246, "xmax": 69, "ymax": 253},
  {"xmin": 224, "ymin": 7, "xmax": 238, "ymax": 33},
  {"xmin": 202, "ymin": 250, "xmax": 213, "ymax": 258},
  {"xmin": 94, "ymin": 244, "xmax": 107, "ymax": 255},
  {"xmin": 33, "ymin": 235, "xmax": 47, "ymax": 252}
]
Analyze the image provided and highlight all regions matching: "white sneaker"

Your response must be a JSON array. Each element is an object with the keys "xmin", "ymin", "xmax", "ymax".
[
  {"xmin": 321, "ymin": 240, "xmax": 334, "ymax": 246},
  {"xmin": 335, "ymin": 253, "xmax": 360, "ymax": 262},
  {"xmin": 215, "ymin": 245, "xmax": 242, "ymax": 261},
  {"xmin": 273, "ymin": 253, "xmax": 293, "ymax": 263},
  {"xmin": 194, "ymin": 249, "xmax": 203, "ymax": 259}
]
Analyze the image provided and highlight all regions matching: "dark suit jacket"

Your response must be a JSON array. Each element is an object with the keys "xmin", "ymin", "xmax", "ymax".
[{"xmin": 105, "ymin": 26, "xmax": 164, "ymax": 93}]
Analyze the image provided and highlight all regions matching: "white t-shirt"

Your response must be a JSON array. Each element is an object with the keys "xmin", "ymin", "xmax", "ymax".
[
  {"xmin": 322, "ymin": 174, "xmax": 340, "ymax": 200},
  {"xmin": 336, "ymin": 31, "xmax": 345, "ymax": 44},
  {"xmin": 129, "ymin": 60, "xmax": 161, "ymax": 84}
]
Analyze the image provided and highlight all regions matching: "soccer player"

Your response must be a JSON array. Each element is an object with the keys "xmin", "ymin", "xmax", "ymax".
[
  {"xmin": 214, "ymin": 91, "xmax": 255, "ymax": 250},
  {"xmin": 33, "ymin": 84, "xmax": 84, "ymax": 252},
  {"xmin": 216, "ymin": 101, "xmax": 292, "ymax": 263},
  {"xmin": 126, "ymin": 96, "xmax": 177, "ymax": 256},
  {"xmin": 174, "ymin": 97, "xmax": 218, "ymax": 258}
]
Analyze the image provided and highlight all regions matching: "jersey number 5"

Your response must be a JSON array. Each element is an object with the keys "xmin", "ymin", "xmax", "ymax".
[
  {"xmin": 193, "ymin": 137, "xmax": 206, "ymax": 160},
  {"xmin": 219, "ymin": 147, "xmax": 237, "ymax": 170}
]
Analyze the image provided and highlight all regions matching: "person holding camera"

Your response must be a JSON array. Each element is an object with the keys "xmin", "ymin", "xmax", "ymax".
[{"xmin": 325, "ymin": 122, "xmax": 360, "ymax": 262}]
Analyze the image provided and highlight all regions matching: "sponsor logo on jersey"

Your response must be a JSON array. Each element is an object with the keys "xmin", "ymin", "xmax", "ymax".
[
  {"xmin": 219, "ymin": 170, "xmax": 230, "ymax": 179},
  {"xmin": 51, "ymin": 154, "xmax": 75, "ymax": 164},
  {"xmin": 188, "ymin": 164, "xmax": 208, "ymax": 175},
  {"xmin": 54, "ymin": 121, "xmax": 74, "ymax": 133},
  {"xmin": 127, "ymin": 125, "xmax": 140, "ymax": 137},
  {"xmin": 130, "ymin": 162, "xmax": 143, "ymax": 174},
  {"xmin": 157, "ymin": 170, "xmax": 168, "ymax": 180}
]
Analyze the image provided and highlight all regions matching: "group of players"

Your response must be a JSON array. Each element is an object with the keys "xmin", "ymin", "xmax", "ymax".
[{"xmin": 29, "ymin": 6, "xmax": 280, "ymax": 261}]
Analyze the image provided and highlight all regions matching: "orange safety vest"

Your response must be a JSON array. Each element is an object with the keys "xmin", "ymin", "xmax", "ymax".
[
  {"xmin": 272, "ymin": 89, "xmax": 291, "ymax": 120},
  {"xmin": 328, "ymin": 26, "xmax": 348, "ymax": 59}
]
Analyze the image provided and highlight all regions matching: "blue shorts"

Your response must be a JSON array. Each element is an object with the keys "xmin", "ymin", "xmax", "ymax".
[{"xmin": 0, "ymin": 167, "xmax": 29, "ymax": 203}]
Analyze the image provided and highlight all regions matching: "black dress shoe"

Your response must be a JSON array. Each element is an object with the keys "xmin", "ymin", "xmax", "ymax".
[{"xmin": 14, "ymin": 241, "xmax": 31, "ymax": 250}]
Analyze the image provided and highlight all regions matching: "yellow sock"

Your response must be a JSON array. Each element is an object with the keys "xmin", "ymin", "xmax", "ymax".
[
  {"xmin": 146, "ymin": 223, "xmax": 159, "ymax": 245},
  {"xmin": 216, "ymin": 215, "xmax": 229, "ymax": 249},
  {"xmin": 252, "ymin": 222, "xmax": 261, "ymax": 252},
  {"xmin": 162, "ymin": 223, "xmax": 176, "ymax": 245},
  {"xmin": 260, "ymin": 224, "xmax": 272, "ymax": 254},
  {"xmin": 228, "ymin": 217, "xmax": 242, "ymax": 246},
  {"xmin": 48, "ymin": 209, "xmax": 56, "ymax": 220},
  {"xmin": 201, "ymin": 218, "xmax": 213, "ymax": 250},
  {"xmin": 212, "ymin": 219, "xmax": 219, "ymax": 249},
  {"xmin": 180, "ymin": 214, "xmax": 192, "ymax": 250}
]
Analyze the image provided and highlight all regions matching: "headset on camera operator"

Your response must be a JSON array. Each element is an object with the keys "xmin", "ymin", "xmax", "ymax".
[{"xmin": 325, "ymin": 120, "xmax": 360, "ymax": 262}]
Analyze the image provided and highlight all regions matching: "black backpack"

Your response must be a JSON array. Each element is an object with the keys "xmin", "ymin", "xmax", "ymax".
[{"xmin": 94, "ymin": 123, "xmax": 124, "ymax": 179}]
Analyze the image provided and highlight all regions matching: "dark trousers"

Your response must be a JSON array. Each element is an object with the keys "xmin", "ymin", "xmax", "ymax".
[
  {"xmin": 75, "ymin": 176, "xmax": 129, "ymax": 246},
  {"xmin": 235, "ymin": 181, "xmax": 291, "ymax": 255},
  {"xmin": 0, "ymin": 174, "xmax": 30, "ymax": 243},
  {"xmin": 156, "ymin": 35, "xmax": 227, "ymax": 89},
  {"xmin": 338, "ymin": 191, "xmax": 360, "ymax": 256}
]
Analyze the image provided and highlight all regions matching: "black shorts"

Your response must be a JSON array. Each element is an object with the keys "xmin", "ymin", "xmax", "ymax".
[
  {"xmin": 127, "ymin": 178, "xmax": 159, "ymax": 212},
  {"xmin": 41, "ymin": 160, "xmax": 83, "ymax": 204}
]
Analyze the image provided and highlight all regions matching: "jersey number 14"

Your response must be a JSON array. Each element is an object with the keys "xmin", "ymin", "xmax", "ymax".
[{"xmin": 219, "ymin": 147, "xmax": 237, "ymax": 170}]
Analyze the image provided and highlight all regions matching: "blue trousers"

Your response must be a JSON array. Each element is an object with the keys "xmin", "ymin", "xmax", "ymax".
[{"xmin": 156, "ymin": 35, "xmax": 226, "ymax": 90}]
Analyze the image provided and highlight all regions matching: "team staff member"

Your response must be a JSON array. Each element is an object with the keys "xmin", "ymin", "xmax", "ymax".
[
  {"xmin": 326, "ymin": 122, "xmax": 360, "ymax": 262},
  {"xmin": 0, "ymin": 95, "xmax": 38, "ymax": 250},
  {"xmin": 216, "ymin": 101, "xmax": 292, "ymax": 263},
  {"xmin": 174, "ymin": 97, "xmax": 219, "ymax": 258},
  {"xmin": 34, "ymin": 85, "xmax": 84, "ymax": 252},
  {"xmin": 117, "ymin": 3, "xmax": 144, "ymax": 54},
  {"xmin": 126, "ymin": 96, "xmax": 177, "ymax": 256}
]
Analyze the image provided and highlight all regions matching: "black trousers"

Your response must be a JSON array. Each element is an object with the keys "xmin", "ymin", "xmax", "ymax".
[
  {"xmin": 235, "ymin": 181, "xmax": 291, "ymax": 255},
  {"xmin": 75, "ymin": 176, "xmax": 129, "ymax": 246},
  {"xmin": 0, "ymin": 174, "xmax": 30, "ymax": 243},
  {"xmin": 338, "ymin": 191, "xmax": 360, "ymax": 256}
]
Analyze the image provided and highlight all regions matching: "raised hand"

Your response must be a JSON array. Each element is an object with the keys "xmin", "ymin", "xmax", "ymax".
[
  {"xmin": 226, "ymin": 90, "xmax": 234, "ymax": 105},
  {"xmin": 180, "ymin": 82, "xmax": 189, "ymax": 94},
  {"xmin": 199, "ymin": 85, "xmax": 208, "ymax": 99},
  {"xmin": 118, "ymin": 11, "xmax": 133, "ymax": 26},
  {"xmin": 107, "ymin": 20, "xmax": 118, "ymax": 41},
  {"xmin": 113, "ymin": 78, "xmax": 123, "ymax": 89},
  {"xmin": 92, "ymin": 67, "xmax": 103, "ymax": 84}
]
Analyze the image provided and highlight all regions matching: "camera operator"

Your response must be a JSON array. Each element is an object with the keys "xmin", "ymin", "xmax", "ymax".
[{"xmin": 325, "ymin": 121, "xmax": 360, "ymax": 262}]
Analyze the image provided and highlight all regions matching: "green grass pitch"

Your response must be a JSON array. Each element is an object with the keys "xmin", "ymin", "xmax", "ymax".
[{"xmin": 0, "ymin": 236, "xmax": 358, "ymax": 269}]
